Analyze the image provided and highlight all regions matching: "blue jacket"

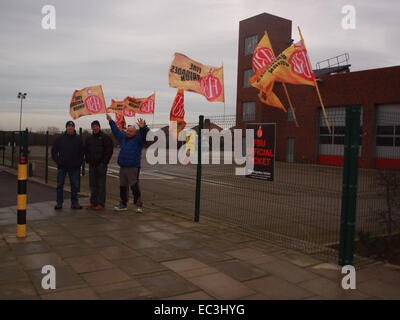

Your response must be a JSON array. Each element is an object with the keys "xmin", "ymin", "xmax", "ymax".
[{"xmin": 109, "ymin": 120, "xmax": 149, "ymax": 168}]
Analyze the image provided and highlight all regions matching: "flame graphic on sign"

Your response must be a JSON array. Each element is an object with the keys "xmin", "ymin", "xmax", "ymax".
[{"xmin": 257, "ymin": 126, "xmax": 263, "ymax": 138}]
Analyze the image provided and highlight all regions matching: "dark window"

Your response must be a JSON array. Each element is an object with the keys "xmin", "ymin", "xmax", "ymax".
[
  {"xmin": 320, "ymin": 136, "xmax": 332, "ymax": 144},
  {"xmin": 377, "ymin": 126, "xmax": 394, "ymax": 135},
  {"xmin": 334, "ymin": 136, "xmax": 345, "ymax": 145},
  {"xmin": 244, "ymin": 35, "xmax": 258, "ymax": 56},
  {"xmin": 396, "ymin": 126, "xmax": 400, "ymax": 135},
  {"xmin": 334, "ymin": 126, "xmax": 345, "ymax": 135},
  {"xmin": 288, "ymin": 107, "xmax": 296, "ymax": 121},
  {"xmin": 396, "ymin": 137, "xmax": 400, "ymax": 147},
  {"xmin": 242, "ymin": 102, "xmax": 255, "ymax": 121},
  {"xmin": 243, "ymin": 69, "xmax": 255, "ymax": 88},
  {"xmin": 320, "ymin": 127, "xmax": 330, "ymax": 135},
  {"xmin": 376, "ymin": 137, "xmax": 394, "ymax": 146}
]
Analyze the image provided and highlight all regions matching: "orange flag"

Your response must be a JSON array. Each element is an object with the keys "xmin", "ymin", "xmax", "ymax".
[
  {"xmin": 250, "ymin": 41, "xmax": 315, "ymax": 94},
  {"xmin": 106, "ymin": 98, "xmax": 136, "ymax": 117},
  {"xmin": 115, "ymin": 113, "xmax": 126, "ymax": 131},
  {"xmin": 169, "ymin": 53, "xmax": 224, "ymax": 103},
  {"xmin": 252, "ymin": 31, "xmax": 276, "ymax": 73},
  {"xmin": 107, "ymin": 93, "xmax": 155, "ymax": 115},
  {"xmin": 250, "ymin": 32, "xmax": 286, "ymax": 112},
  {"xmin": 70, "ymin": 85, "xmax": 107, "ymax": 120},
  {"xmin": 169, "ymin": 89, "xmax": 186, "ymax": 140}
]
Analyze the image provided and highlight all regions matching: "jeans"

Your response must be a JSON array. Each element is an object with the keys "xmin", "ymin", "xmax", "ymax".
[
  {"xmin": 89, "ymin": 163, "xmax": 107, "ymax": 207},
  {"xmin": 56, "ymin": 167, "xmax": 79, "ymax": 205}
]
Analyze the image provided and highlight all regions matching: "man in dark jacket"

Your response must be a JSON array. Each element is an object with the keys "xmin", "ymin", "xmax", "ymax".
[
  {"xmin": 106, "ymin": 114, "xmax": 149, "ymax": 213},
  {"xmin": 84, "ymin": 120, "xmax": 114, "ymax": 210},
  {"xmin": 51, "ymin": 121, "xmax": 84, "ymax": 210}
]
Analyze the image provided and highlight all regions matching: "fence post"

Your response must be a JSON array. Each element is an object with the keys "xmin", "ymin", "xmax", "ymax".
[
  {"xmin": 11, "ymin": 132, "xmax": 15, "ymax": 168},
  {"xmin": 2, "ymin": 132, "xmax": 5, "ymax": 165},
  {"xmin": 194, "ymin": 115, "xmax": 204, "ymax": 222},
  {"xmin": 339, "ymin": 106, "xmax": 361, "ymax": 266},
  {"xmin": 45, "ymin": 131, "xmax": 49, "ymax": 183}
]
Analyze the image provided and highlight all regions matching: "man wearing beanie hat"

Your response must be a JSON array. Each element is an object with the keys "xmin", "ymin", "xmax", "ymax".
[
  {"xmin": 51, "ymin": 120, "xmax": 84, "ymax": 209},
  {"xmin": 84, "ymin": 120, "xmax": 114, "ymax": 210}
]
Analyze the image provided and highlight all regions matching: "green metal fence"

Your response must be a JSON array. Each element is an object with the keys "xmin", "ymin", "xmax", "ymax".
[{"xmin": 0, "ymin": 130, "xmax": 29, "ymax": 169}]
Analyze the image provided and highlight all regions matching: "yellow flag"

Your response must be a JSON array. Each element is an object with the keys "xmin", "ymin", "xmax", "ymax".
[
  {"xmin": 252, "ymin": 31, "xmax": 276, "ymax": 73},
  {"xmin": 115, "ymin": 113, "xmax": 126, "ymax": 130},
  {"xmin": 250, "ymin": 31, "xmax": 286, "ymax": 111},
  {"xmin": 70, "ymin": 85, "xmax": 107, "ymax": 120},
  {"xmin": 251, "ymin": 41, "xmax": 315, "ymax": 93},
  {"xmin": 107, "ymin": 93, "xmax": 155, "ymax": 115},
  {"xmin": 258, "ymin": 91, "xmax": 287, "ymax": 112},
  {"xmin": 169, "ymin": 53, "xmax": 224, "ymax": 102},
  {"xmin": 106, "ymin": 98, "xmax": 136, "ymax": 117}
]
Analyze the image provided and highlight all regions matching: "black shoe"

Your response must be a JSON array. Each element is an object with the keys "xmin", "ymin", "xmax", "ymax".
[
  {"xmin": 71, "ymin": 204, "xmax": 83, "ymax": 209},
  {"xmin": 54, "ymin": 204, "xmax": 62, "ymax": 210}
]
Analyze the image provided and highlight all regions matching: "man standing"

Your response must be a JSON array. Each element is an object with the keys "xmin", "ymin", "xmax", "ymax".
[
  {"xmin": 84, "ymin": 120, "xmax": 114, "ymax": 210},
  {"xmin": 106, "ymin": 114, "xmax": 149, "ymax": 213},
  {"xmin": 51, "ymin": 121, "xmax": 84, "ymax": 210}
]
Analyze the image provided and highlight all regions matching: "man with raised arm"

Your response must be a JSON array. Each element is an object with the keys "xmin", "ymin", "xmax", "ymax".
[{"xmin": 106, "ymin": 114, "xmax": 149, "ymax": 213}]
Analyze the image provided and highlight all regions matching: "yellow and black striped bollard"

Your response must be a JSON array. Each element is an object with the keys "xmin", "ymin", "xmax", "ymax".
[{"xmin": 17, "ymin": 156, "xmax": 27, "ymax": 238}]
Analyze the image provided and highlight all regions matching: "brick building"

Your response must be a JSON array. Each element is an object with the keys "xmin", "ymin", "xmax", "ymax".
[{"xmin": 236, "ymin": 13, "xmax": 400, "ymax": 169}]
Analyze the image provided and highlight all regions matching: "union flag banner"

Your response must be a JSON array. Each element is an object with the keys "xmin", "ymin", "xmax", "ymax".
[
  {"xmin": 251, "ymin": 31, "xmax": 286, "ymax": 112},
  {"xmin": 107, "ymin": 98, "xmax": 136, "ymax": 117},
  {"xmin": 169, "ymin": 53, "xmax": 224, "ymax": 103},
  {"xmin": 115, "ymin": 113, "xmax": 126, "ymax": 131},
  {"xmin": 252, "ymin": 31, "xmax": 276, "ymax": 73},
  {"xmin": 258, "ymin": 90, "xmax": 287, "ymax": 112},
  {"xmin": 135, "ymin": 92, "xmax": 156, "ymax": 114},
  {"xmin": 169, "ymin": 89, "xmax": 186, "ymax": 140},
  {"xmin": 250, "ymin": 41, "xmax": 315, "ymax": 94},
  {"xmin": 107, "ymin": 93, "xmax": 155, "ymax": 115},
  {"xmin": 70, "ymin": 85, "xmax": 107, "ymax": 120}
]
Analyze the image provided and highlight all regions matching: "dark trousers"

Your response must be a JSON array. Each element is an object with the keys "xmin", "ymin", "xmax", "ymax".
[
  {"xmin": 119, "ymin": 168, "xmax": 142, "ymax": 207},
  {"xmin": 56, "ymin": 167, "xmax": 79, "ymax": 205},
  {"xmin": 89, "ymin": 163, "xmax": 107, "ymax": 207}
]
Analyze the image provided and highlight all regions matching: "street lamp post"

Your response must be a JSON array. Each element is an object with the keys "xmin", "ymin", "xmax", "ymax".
[{"xmin": 17, "ymin": 92, "xmax": 27, "ymax": 131}]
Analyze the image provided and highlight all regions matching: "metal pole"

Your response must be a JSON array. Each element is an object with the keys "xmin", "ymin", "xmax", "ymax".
[
  {"xmin": 2, "ymin": 132, "xmax": 5, "ymax": 165},
  {"xmin": 11, "ymin": 132, "xmax": 15, "ymax": 168},
  {"xmin": 194, "ymin": 115, "xmax": 204, "ymax": 222},
  {"xmin": 19, "ymin": 97, "xmax": 23, "ymax": 132},
  {"xmin": 339, "ymin": 106, "xmax": 361, "ymax": 266},
  {"xmin": 17, "ymin": 150, "xmax": 28, "ymax": 238},
  {"xmin": 45, "ymin": 131, "xmax": 49, "ymax": 183}
]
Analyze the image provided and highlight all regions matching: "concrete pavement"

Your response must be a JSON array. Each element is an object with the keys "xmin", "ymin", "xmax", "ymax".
[{"xmin": 0, "ymin": 168, "xmax": 399, "ymax": 300}]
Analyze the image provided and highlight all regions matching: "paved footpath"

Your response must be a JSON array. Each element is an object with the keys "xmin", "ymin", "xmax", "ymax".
[{"xmin": 0, "ymin": 176, "xmax": 399, "ymax": 300}]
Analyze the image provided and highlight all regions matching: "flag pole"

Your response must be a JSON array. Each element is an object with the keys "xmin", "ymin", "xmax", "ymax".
[
  {"xmin": 282, "ymin": 83, "xmax": 299, "ymax": 127},
  {"xmin": 222, "ymin": 61, "xmax": 226, "ymax": 121},
  {"xmin": 298, "ymin": 27, "xmax": 331, "ymax": 134},
  {"xmin": 152, "ymin": 91, "xmax": 155, "ymax": 127},
  {"xmin": 265, "ymin": 31, "xmax": 299, "ymax": 127}
]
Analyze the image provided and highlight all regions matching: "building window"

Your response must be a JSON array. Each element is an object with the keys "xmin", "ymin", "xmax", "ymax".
[
  {"xmin": 288, "ymin": 107, "xmax": 296, "ymax": 121},
  {"xmin": 319, "ymin": 126, "xmax": 363, "ymax": 145},
  {"xmin": 243, "ymin": 102, "xmax": 255, "ymax": 121},
  {"xmin": 243, "ymin": 69, "xmax": 255, "ymax": 88},
  {"xmin": 244, "ymin": 35, "xmax": 258, "ymax": 56},
  {"xmin": 376, "ymin": 125, "xmax": 400, "ymax": 146}
]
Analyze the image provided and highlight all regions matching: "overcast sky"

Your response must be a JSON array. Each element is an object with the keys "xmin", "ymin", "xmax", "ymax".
[{"xmin": 0, "ymin": 0, "xmax": 399, "ymax": 131}]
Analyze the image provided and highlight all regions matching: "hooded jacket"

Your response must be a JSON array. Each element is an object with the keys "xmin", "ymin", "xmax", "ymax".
[
  {"xmin": 51, "ymin": 131, "xmax": 84, "ymax": 170},
  {"xmin": 109, "ymin": 120, "xmax": 149, "ymax": 168}
]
